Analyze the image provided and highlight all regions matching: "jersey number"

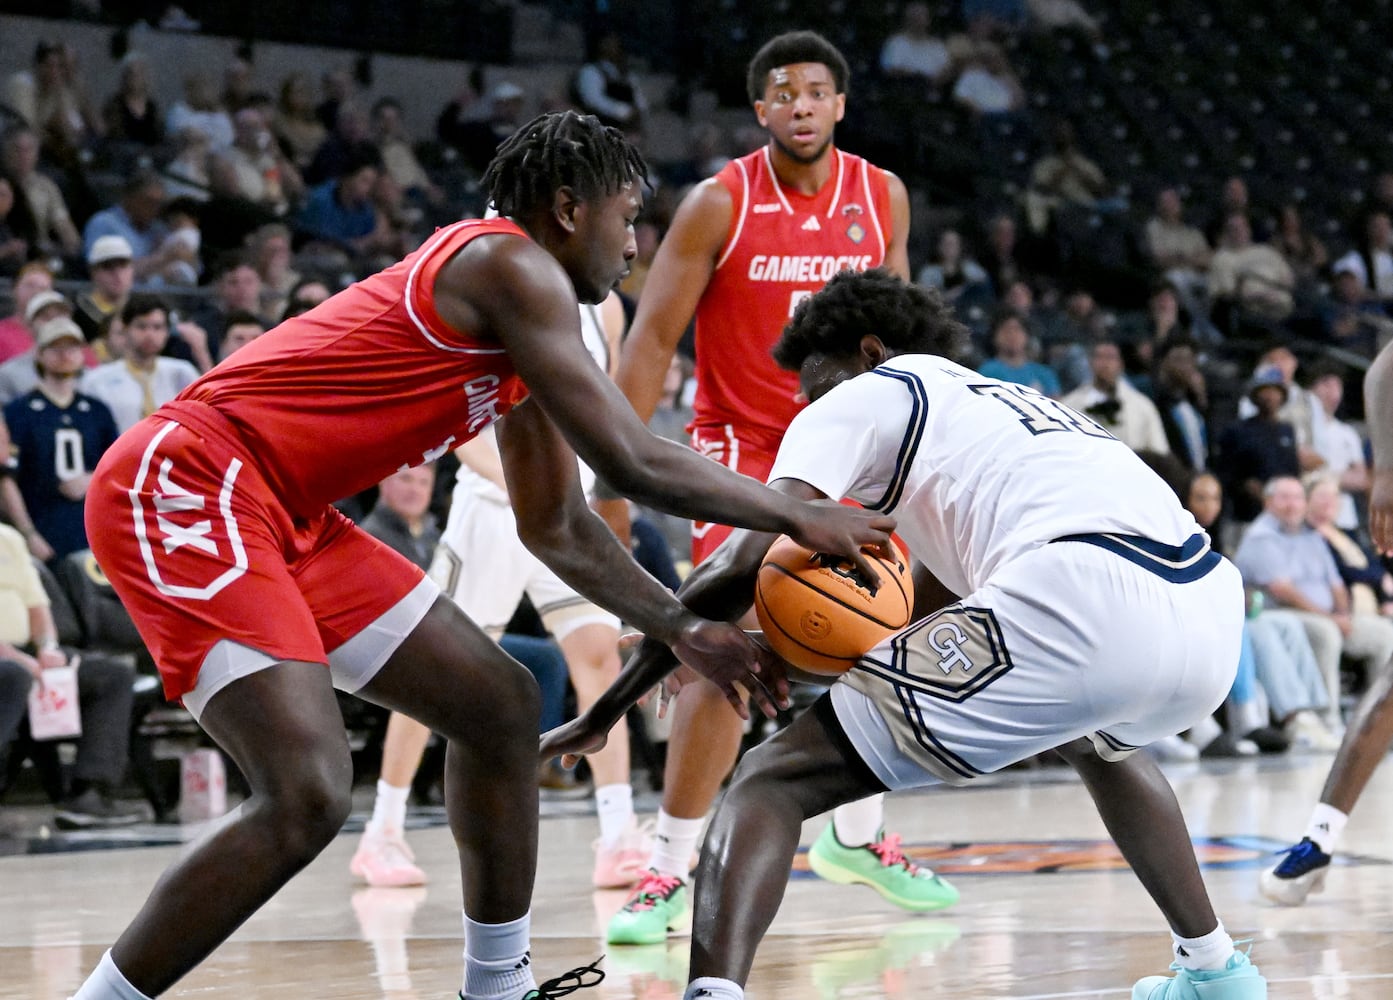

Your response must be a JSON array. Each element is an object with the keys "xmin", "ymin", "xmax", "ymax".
[
  {"xmin": 969, "ymin": 383, "xmax": 1115, "ymax": 439},
  {"xmin": 54, "ymin": 428, "xmax": 86, "ymax": 480}
]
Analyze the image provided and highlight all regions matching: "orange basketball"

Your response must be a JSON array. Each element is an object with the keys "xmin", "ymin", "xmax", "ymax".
[{"xmin": 753, "ymin": 535, "xmax": 915, "ymax": 676}]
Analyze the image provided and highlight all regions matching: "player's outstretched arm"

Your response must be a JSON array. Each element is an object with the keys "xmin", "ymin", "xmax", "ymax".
[
  {"xmin": 445, "ymin": 233, "xmax": 897, "ymax": 570},
  {"xmin": 1366, "ymin": 339, "xmax": 1393, "ymax": 552}
]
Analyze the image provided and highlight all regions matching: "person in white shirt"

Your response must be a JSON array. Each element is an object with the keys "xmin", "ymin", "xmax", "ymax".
[
  {"xmin": 879, "ymin": 2, "xmax": 953, "ymax": 85},
  {"xmin": 1306, "ymin": 363, "xmax": 1369, "ymax": 532},
  {"xmin": 81, "ymin": 294, "xmax": 200, "ymax": 433},
  {"xmin": 548, "ymin": 269, "xmax": 1267, "ymax": 1000},
  {"xmin": 1062, "ymin": 340, "xmax": 1170, "ymax": 454}
]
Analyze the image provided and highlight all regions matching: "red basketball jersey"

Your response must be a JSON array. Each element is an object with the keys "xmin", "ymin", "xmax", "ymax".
[
  {"xmin": 176, "ymin": 218, "xmax": 531, "ymax": 517},
  {"xmin": 693, "ymin": 147, "xmax": 894, "ymax": 453}
]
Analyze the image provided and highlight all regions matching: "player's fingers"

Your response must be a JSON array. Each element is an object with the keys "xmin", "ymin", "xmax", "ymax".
[
  {"xmin": 561, "ymin": 752, "xmax": 581, "ymax": 769},
  {"xmin": 616, "ymin": 631, "xmax": 645, "ymax": 650},
  {"xmin": 727, "ymin": 678, "xmax": 752, "ymax": 721},
  {"xmin": 849, "ymin": 548, "xmax": 885, "ymax": 589}
]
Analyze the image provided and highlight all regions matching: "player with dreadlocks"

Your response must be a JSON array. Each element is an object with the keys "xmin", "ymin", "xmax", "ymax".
[{"xmin": 69, "ymin": 110, "xmax": 895, "ymax": 1000}]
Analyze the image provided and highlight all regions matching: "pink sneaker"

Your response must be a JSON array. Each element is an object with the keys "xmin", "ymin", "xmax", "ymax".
[
  {"xmin": 350, "ymin": 826, "xmax": 427, "ymax": 888},
  {"xmin": 593, "ymin": 818, "xmax": 655, "ymax": 889}
]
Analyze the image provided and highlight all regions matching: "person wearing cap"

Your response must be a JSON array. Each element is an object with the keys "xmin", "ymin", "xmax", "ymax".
[
  {"xmin": 0, "ymin": 286, "xmax": 78, "ymax": 408},
  {"xmin": 1322, "ymin": 257, "xmax": 1391, "ymax": 359},
  {"xmin": 1217, "ymin": 366, "xmax": 1302, "ymax": 525},
  {"xmin": 0, "ymin": 316, "xmax": 119, "ymax": 564},
  {"xmin": 74, "ymin": 235, "xmax": 136, "ymax": 345},
  {"xmin": 0, "ymin": 262, "xmax": 55, "ymax": 363}
]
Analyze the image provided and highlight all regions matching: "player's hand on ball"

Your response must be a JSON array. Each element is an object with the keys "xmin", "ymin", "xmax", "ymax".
[
  {"xmin": 670, "ymin": 617, "xmax": 789, "ymax": 720},
  {"xmin": 540, "ymin": 717, "xmax": 609, "ymax": 770},
  {"xmin": 788, "ymin": 500, "xmax": 897, "ymax": 586}
]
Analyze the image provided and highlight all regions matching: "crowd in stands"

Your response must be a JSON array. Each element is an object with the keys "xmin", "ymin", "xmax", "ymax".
[{"xmin": 3, "ymin": 0, "xmax": 1393, "ymax": 823}]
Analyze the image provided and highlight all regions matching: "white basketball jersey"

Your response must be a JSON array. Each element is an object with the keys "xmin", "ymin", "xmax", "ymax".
[
  {"xmin": 455, "ymin": 302, "xmax": 610, "ymax": 504},
  {"xmin": 767, "ymin": 354, "xmax": 1202, "ymax": 597}
]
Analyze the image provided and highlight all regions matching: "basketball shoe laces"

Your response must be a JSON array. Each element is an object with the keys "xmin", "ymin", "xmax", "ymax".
[
  {"xmin": 626, "ymin": 871, "xmax": 684, "ymax": 911},
  {"xmin": 530, "ymin": 956, "xmax": 606, "ymax": 998},
  {"xmin": 868, "ymin": 833, "xmax": 921, "ymax": 873}
]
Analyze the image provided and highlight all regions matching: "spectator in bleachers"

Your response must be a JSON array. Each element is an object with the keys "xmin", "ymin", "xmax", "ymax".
[
  {"xmin": 1047, "ymin": 287, "xmax": 1115, "ymax": 392},
  {"xmin": 951, "ymin": 43, "xmax": 1026, "ymax": 118},
  {"xmin": 0, "ymin": 176, "xmax": 30, "ymax": 278},
  {"xmin": 446, "ymin": 82, "xmax": 529, "ymax": 177},
  {"xmin": 165, "ymin": 71, "xmax": 234, "ymax": 151},
  {"xmin": 73, "ymin": 235, "xmax": 134, "ymax": 345},
  {"xmin": 0, "ymin": 288, "xmax": 74, "ymax": 406},
  {"xmin": 1208, "ymin": 212, "xmax": 1296, "ymax": 332},
  {"xmin": 361, "ymin": 464, "xmax": 440, "ymax": 570},
  {"xmin": 305, "ymin": 101, "xmax": 374, "ymax": 187},
  {"xmin": 160, "ymin": 125, "xmax": 214, "ymax": 202},
  {"xmin": 1206, "ymin": 175, "xmax": 1254, "ymax": 245},
  {"xmin": 1271, "ymin": 203, "xmax": 1328, "ymax": 287},
  {"xmin": 216, "ymin": 310, "xmax": 267, "ymax": 363},
  {"xmin": 572, "ymin": 31, "xmax": 648, "ymax": 132},
  {"xmin": 371, "ymin": 97, "xmax": 443, "ymax": 208},
  {"xmin": 1322, "ymin": 257, "xmax": 1390, "ymax": 358},
  {"xmin": 1026, "ymin": 120, "xmax": 1112, "ymax": 235},
  {"xmin": 980, "ymin": 212, "xmax": 1027, "ymax": 294},
  {"xmin": 1, "ymin": 124, "xmax": 82, "ymax": 261},
  {"xmin": 1061, "ymin": 340, "xmax": 1169, "ymax": 453},
  {"xmin": 1, "ymin": 316, "xmax": 119, "ymax": 564},
  {"xmin": 222, "ymin": 55, "xmax": 256, "ymax": 114},
  {"xmin": 0, "ymin": 522, "xmax": 141, "ymax": 828},
  {"xmin": 917, "ymin": 228, "xmax": 991, "ymax": 305},
  {"xmin": 1237, "ymin": 345, "xmax": 1321, "ymax": 466},
  {"xmin": 978, "ymin": 310, "xmax": 1061, "ymax": 395},
  {"xmin": 273, "ymin": 72, "xmax": 328, "ymax": 173},
  {"xmin": 0, "ymin": 262, "xmax": 52, "ymax": 362},
  {"xmin": 1116, "ymin": 282, "xmax": 1192, "ymax": 385},
  {"xmin": 3, "ymin": 40, "xmax": 101, "ymax": 166},
  {"xmin": 1026, "ymin": 0, "xmax": 1106, "ymax": 50},
  {"xmin": 434, "ymin": 67, "xmax": 488, "ymax": 157},
  {"xmin": 1235, "ymin": 475, "xmax": 1393, "ymax": 731},
  {"xmin": 102, "ymin": 52, "xmax": 162, "ymax": 148},
  {"xmin": 219, "ymin": 106, "xmax": 303, "ymax": 219},
  {"xmin": 1331, "ymin": 210, "xmax": 1393, "ymax": 303},
  {"xmin": 296, "ymin": 147, "xmax": 398, "ymax": 266},
  {"xmin": 1307, "ymin": 363, "xmax": 1369, "ymax": 532},
  {"xmin": 82, "ymin": 172, "xmax": 189, "ymax": 285},
  {"xmin": 187, "ymin": 252, "xmax": 267, "ymax": 360},
  {"xmin": 1151, "ymin": 349, "xmax": 1209, "ymax": 476},
  {"xmin": 1219, "ymin": 368, "xmax": 1301, "ymax": 524},
  {"xmin": 1307, "ymin": 474, "xmax": 1392, "ymax": 616},
  {"xmin": 315, "ymin": 67, "xmax": 356, "ymax": 132},
  {"xmin": 880, "ymin": 2, "xmax": 955, "ymax": 88},
  {"xmin": 152, "ymin": 197, "xmax": 204, "ymax": 289},
  {"xmin": 248, "ymin": 222, "xmax": 299, "ymax": 321},
  {"xmin": 1144, "ymin": 187, "xmax": 1211, "ymax": 298},
  {"xmin": 81, "ymin": 294, "xmax": 200, "ymax": 433}
]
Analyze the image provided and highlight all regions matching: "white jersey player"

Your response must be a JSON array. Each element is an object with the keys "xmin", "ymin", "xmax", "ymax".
[{"xmin": 544, "ymin": 269, "xmax": 1268, "ymax": 1000}]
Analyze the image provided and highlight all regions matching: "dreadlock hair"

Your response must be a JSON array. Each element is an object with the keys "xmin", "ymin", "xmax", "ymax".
[
  {"xmin": 746, "ymin": 30, "xmax": 850, "ymax": 105},
  {"xmin": 773, "ymin": 268, "xmax": 968, "ymax": 372},
  {"xmin": 482, "ymin": 110, "xmax": 649, "ymax": 219}
]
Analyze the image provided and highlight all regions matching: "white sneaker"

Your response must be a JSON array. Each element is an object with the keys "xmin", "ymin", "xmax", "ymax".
[
  {"xmin": 1284, "ymin": 711, "xmax": 1342, "ymax": 752},
  {"xmin": 1150, "ymin": 734, "xmax": 1201, "ymax": 762},
  {"xmin": 350, "ymin": 826, "xmax": 427, "ymax": 887}
]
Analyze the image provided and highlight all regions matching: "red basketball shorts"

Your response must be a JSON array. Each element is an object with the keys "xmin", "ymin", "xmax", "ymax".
[
  {"xmin": 86, "ymin": 403, "xmax": 430, "ymax": 711},
  {"xmin": 689, "ymin": 424, "xmax": 778, "ymax": 565}
]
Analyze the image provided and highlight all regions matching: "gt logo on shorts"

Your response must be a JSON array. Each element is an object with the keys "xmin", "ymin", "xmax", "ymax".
[
  {"xmin": 861, "ymin": 605, "xmax": 1013, "ymax": 702},
  {"xmin": 130, "ymin": 421, "xmax": 248, "ymax": 601}
]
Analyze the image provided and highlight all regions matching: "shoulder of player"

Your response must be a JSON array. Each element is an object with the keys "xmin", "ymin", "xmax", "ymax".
[
  {"xmin": 669, "ymin": 177, "xmax": 734, "ymax": 243},
  {"xmin": 434, "ymin": 228, "xmax": 573, "ymax": 320}
]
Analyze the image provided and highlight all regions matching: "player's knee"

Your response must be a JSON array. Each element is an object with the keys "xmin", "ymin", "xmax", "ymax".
[{"xmin": 263, "ymin": 757, "xmax": 353, "ymax": 854}]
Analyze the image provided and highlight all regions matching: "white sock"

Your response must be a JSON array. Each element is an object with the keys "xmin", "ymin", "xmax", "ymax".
[
  {"xmin": 651, "ymin": 811, "xmax": 705, "ymax": 878},
  {"xmin": 369, "ymin": 780, "xmax": 411, "ymax": 835},
  {"xmin": 684, "ymin": 977, "xmax": 743, "ymax": 1000},
  {"xmin": 70, "ymin": 950, "xmax": 152, "ymax": 1000},
  {"xmin": 462, "ymin": 912, "xmax": 535, "ymax": 1000},
  {"xmin": 1306, "ymin": 803, "xmax": 1348, "ymax": 855},
  {"xmin": 595, "ymin": 783, "xmax": 634, "ymax": 847},
  {"xmin": 1171, "ymin": 921, "xmax": 1234, "ymax": 972},
  {"xmin": 831, "ymin": 794, "xmax": 885, "ymax": 847}
]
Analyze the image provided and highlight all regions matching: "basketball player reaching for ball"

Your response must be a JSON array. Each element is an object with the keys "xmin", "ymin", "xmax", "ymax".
[
  {"xmin": 1261, "ymin": 335, "xmax": 1393, "ymax": 905},
  {"xmin": 352, "ymin": 292, "xmax": 655, "ymax": 892},
  {"xmin": 601, "ymin": 30, "xmax": 951, "ymax": 947},
  {"xmin": 67, "ymin": 112, "xmax": 894, "ymax": 1000},
  {"xmin": 549, "ymin": 270, "xmax": 1268, "ymax": 1000}
]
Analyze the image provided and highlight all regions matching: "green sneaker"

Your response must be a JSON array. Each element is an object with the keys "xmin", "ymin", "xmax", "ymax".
[
  {"xmin": 1132, "ymin": 948, "xmax": 1267, "ymax": 999},
  {"xmin": 605, "ymin": 869, "xmax": 690, "ymax": 945},
  {"xmin": 806, "ymin": 825, "xmax": 959, "ymax": 912}
]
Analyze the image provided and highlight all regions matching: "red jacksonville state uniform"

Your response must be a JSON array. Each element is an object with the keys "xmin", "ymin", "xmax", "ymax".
[
  {"xmin": 689, "ymin": 146, "xmax": 893, "ymax": 561},
  {"xmin": 86, "ymin": 219, "xmax": 533, "ymax": 701}
]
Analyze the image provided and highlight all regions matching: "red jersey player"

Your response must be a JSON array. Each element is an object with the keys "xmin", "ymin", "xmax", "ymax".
[
  {"xmin": 69, "ymin": 111, "xmax": 894, "ymax": 1000},
  {"xmin": 602, "ymin": 32, "xmax": 956, "ymax": 948}
]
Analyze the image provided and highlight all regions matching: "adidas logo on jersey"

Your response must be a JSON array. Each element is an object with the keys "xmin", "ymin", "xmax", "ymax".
[
  {"xmin": 801, "ymin": 216, "xmax": 821, "ymax": 231},
  {"xmin": 752, "ymin": 203, "xmax": 782, "ymax": 214}
]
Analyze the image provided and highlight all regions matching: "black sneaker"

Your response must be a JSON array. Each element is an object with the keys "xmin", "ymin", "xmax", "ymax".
[
  {"xmin": 54, "ymin": 788, "xmax": 144, "ymax": 830},
  {"xmin": 456, "ymin": 956, "xmax": 605, "ymax": 1000},
  {"xmin": 1243, "ymin": 726, "xmax": 1292, "ymax": 754}
]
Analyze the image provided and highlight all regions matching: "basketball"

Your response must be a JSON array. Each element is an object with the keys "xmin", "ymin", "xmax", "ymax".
[{"xmin": 753, "ymin": 535, "xmax": 915, "ymax": 676}]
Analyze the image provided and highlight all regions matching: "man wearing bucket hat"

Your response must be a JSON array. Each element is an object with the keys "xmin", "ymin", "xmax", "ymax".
[{"xmin": 1217, "ymin": 366, "xmax": 1301, "ymax": 526}]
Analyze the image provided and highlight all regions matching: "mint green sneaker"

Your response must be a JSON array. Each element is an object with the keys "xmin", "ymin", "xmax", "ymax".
[
  {"xmin": 605, "ymin": 869, "xmax": 691, "ymax": 945},
  {"xmin": 1132, "ymin": 949, "xmax": 1268, "ymax": 999},
  {"xmin": 806, "ymin": 825, "xmax": 959, "ymax": 912}
]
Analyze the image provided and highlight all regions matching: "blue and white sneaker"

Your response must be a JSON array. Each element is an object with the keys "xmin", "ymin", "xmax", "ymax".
[
  {"xmin": 1132, "ymin": 948, "xmax": 1267, "ymax": 999},
  {"xmin": 1259, "ymin": 837, "xmax": 1331, "ymax": 906}
]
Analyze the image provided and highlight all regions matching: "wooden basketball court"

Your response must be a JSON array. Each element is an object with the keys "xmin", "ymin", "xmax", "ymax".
[{"xmin": 3, "ymin": 752, "xmax": 1390, "ymax": 998}]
